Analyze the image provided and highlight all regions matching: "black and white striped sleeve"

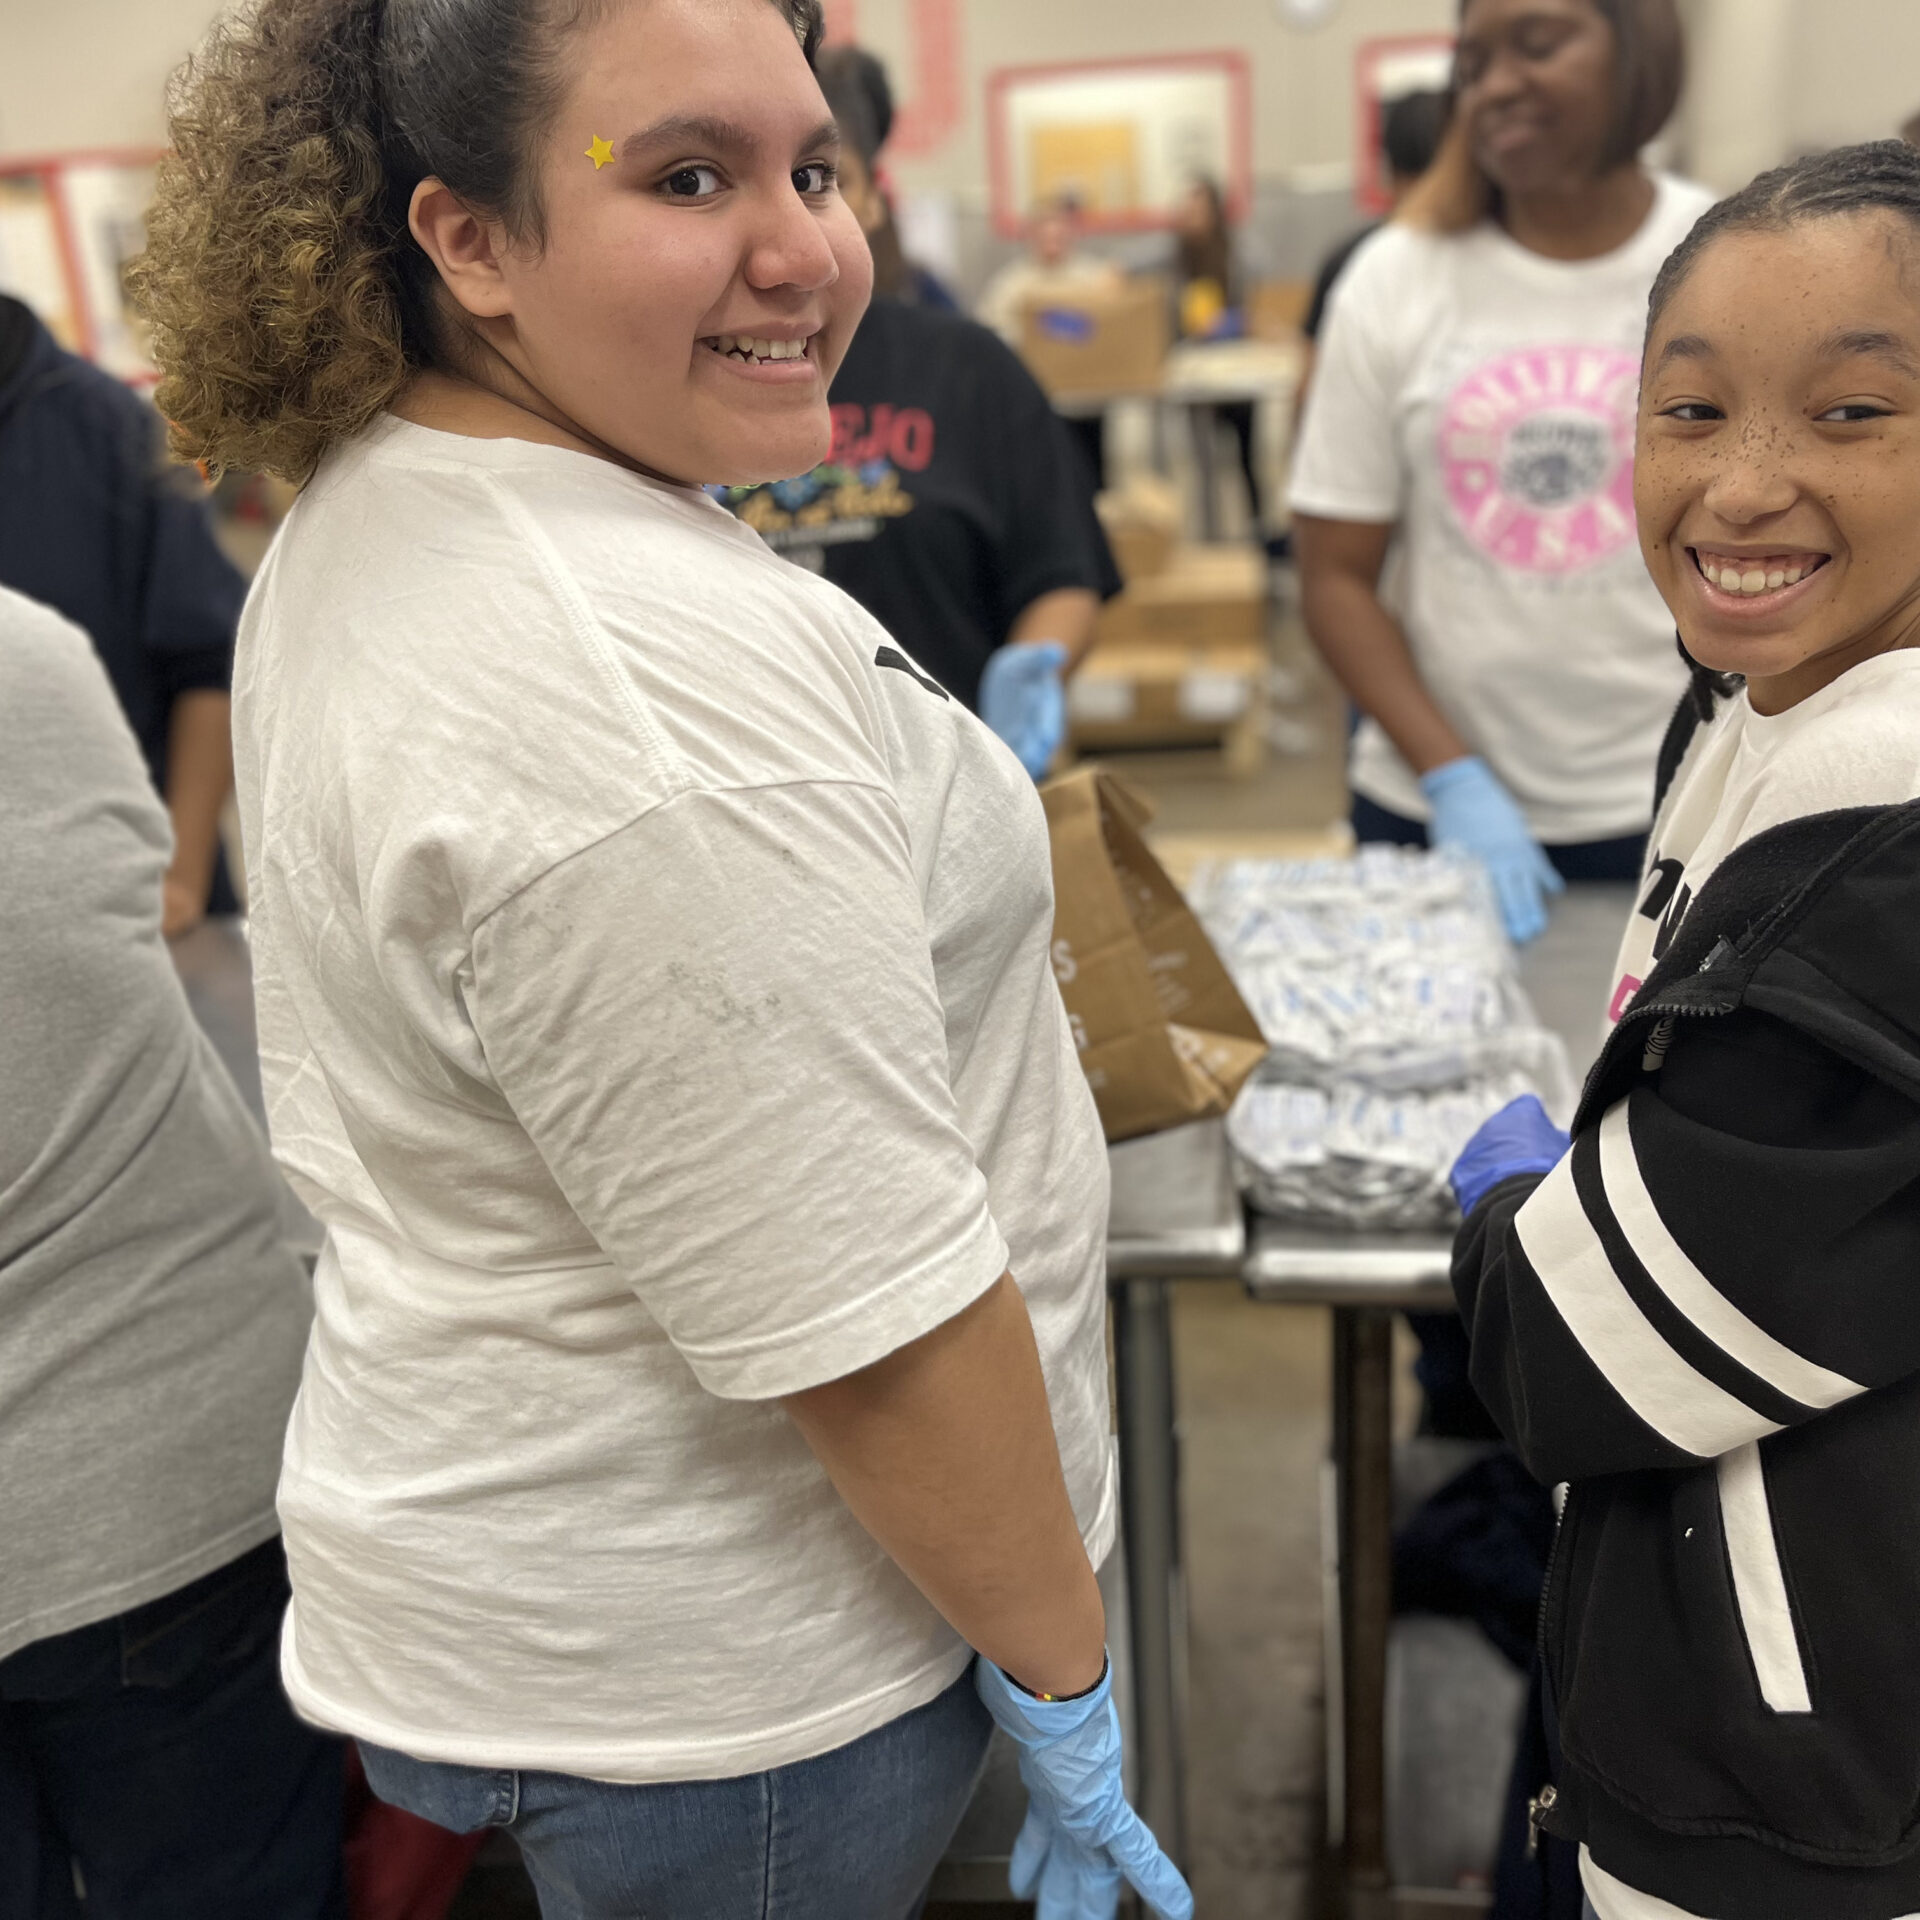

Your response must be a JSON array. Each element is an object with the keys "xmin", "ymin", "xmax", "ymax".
[{"xmin": 1452, "ymin": 1007, "xmax": 1920, "ymax": 1485}]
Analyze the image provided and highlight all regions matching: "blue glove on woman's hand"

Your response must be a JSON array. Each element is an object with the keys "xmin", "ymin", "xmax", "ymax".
[
  {"xmin": 975, "ymin": 1656, "xmax": 1194, "ymax": 1920},
  {"xmin": 980, "ymin": 641, "xmax": 1069, "ymax": 781},
  {"xmin": 1450, "ymin": 1094, "xmax": 1570, "ymax": 1217},
  {"xmin": 1419, "ymin": 755, "xmax": 1565, "ymax": 945}
]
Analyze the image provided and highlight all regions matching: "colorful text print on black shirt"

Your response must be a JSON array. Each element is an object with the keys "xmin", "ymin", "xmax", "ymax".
[{"xmin": 721, "ymin": 405, "xmax": 935, "ymax": 551}]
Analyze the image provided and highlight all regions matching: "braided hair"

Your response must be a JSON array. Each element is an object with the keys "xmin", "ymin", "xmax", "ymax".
[{"xmin": 1648, "ymin": 139, "xmax": 1920, "ymax": 338}]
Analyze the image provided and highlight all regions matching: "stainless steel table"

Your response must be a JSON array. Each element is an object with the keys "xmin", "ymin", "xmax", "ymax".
[
  {"xmin": 1107, "ymin": 1117, "xmax": 1247, "ymax": 1869},
  {"xmin": 1048, "ymin": 345, "xmax": 1300, "ymax": 543},
  {"xmin": 1243, "ymin": 885, "xmax": 1634, "ymax": 1918}
]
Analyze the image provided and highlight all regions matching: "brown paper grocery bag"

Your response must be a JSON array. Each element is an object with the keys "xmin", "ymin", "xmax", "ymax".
[{"xmin": 1042, "ymin": 768, "xmax": 1269, "ymax": 1143}]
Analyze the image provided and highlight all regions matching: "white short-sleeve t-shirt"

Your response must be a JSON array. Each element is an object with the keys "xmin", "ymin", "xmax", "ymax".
[
  {"xmin": 1605, "ymin": 649, "xmax": 1920, "ymax": 1032},
  {"xmin": 232, "ymin": 415, "xmax": 1116, "ymax": 1784},
  {"xmin": 1288, "ymin": 177, "xmax": 1715, "ymax": 844}
]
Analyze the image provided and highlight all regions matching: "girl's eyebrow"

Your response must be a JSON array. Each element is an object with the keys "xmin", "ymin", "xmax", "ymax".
[
  {"xmin": 620, "ymin": 116, "xmax": 841, "ymax": 165},
  {"xmin": 1818, "ymin": 328, "xmax": 1920, "ymax": 377},
  {"xmin": 1653, "ymin": 334, "xmax": 1713, "ymax": 370}
]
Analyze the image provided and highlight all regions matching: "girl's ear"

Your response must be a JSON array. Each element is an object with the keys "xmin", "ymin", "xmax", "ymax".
[{"xmin": 409, "ymin": 178, "xmax": 516, "ymax": 321}]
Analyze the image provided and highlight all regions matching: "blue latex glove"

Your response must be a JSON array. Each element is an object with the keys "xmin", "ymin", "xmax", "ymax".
[
  {"xmin": 975, "ymin": 1655, "xmax": 1194, "ymax": 1920},
  {"xmin": 980, "ymin": 640, "xmax": 1068, "ymax": 781},
  {"xmin": 1419, "ymin": 756, "xmax": 1565, "ymax": 945},
  {"xmin": 1450, "ymin": 1094, "xmax": 1570, "ymax": 1217}
]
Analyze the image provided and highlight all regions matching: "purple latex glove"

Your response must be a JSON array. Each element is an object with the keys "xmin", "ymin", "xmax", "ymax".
[{"xmin": 1450, "ymin": 1095, "xmax": 1570, "ymax": 1217}]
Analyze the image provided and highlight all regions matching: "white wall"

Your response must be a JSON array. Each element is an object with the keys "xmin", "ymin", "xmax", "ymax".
[
  {"xmin": 1783, "ymin": 0, "xmax": 1920, "ymax": 159},
  {"xmin": 859, "ymin": 0, "xmax": 1454, "ymax": 213},
  {"xmin": 0, "ymin": 0, "xmax": 1453, "ymax": 177},
  {"xmin": 0, "ymin": 0, "xmax": 223, "ymax": 159},
  {"xmin": 11, "ymin": 0, "xmax": 1920, "ymax": 239}
]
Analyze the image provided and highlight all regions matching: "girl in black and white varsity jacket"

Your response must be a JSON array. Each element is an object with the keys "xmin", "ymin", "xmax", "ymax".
[{"xmin": 1449, "ymin": 142, "xmax": 1920, "ymax": 1920}]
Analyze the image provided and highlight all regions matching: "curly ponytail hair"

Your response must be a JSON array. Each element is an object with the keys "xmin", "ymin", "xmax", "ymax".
[{"xmin": 131, "ymin": 0, "xmax": 823, "ymax": 484}]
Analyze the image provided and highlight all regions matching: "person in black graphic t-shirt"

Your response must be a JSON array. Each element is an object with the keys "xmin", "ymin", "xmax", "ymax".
[{"xmin": 720, "ymin": 47, "xmax": 1120, "ymax": 776}]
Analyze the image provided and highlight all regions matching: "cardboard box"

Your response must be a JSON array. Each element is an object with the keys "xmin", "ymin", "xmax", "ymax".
[
  {"xmin": 1096, "ymin": 543, "xmax": 1268, "ymax": 649},
  {"xmin": 1096, "ymin": 478, "xmax": 1182, "ymax": 583},
  {"xmin": 1249, "ymin": 278, "xmax": 1314, "ymax": 341},
  {"xmin": 1019, "ymin": 278, "xmax": 1171, "ymax": 399},
  {"xmin": 1068, "ymin": 641, "xmax": 1265, "ymax": 750},
  {"xmin": 1042, "ymin": 769, "xmax": 1268, "ymax": 1142}
]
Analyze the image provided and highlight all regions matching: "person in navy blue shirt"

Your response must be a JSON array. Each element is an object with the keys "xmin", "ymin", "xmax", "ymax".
[{"xmin": 0, "ymin": 295, "xmax": 245, "ymax": 933}]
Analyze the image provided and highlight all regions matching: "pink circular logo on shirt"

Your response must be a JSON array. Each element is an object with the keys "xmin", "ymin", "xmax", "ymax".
[{"xmin": 1439, "ymin": 345, "xmax": 1640, "ymax": 574}]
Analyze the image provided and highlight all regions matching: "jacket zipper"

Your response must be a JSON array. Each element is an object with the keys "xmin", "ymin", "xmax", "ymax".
[
  {"xmin": 1527, "ymin": 1783, "xmax": 1559, "ymax": 1859},
  {"xmin": 1578, "ymin": 937, "xmax": 1742, "ymax": 1115}
]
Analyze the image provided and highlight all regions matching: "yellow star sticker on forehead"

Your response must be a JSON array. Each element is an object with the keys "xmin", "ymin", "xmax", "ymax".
[{"xmin": 585, "ymin": 134, "xmax": 615, "ymax": 171}]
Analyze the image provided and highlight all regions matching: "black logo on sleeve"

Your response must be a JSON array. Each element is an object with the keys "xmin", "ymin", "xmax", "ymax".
[{"xmin": 874, "ymin": 646, "xmax": 950, "ymax": 701}]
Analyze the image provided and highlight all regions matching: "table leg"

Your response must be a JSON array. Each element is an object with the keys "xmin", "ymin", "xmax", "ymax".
[
  {"xmin": 1113, "ymin": 1276, "xmax": 1188, "ymax": 1869},
  {"xmin": 1190, "ymin": 403, "xmax": 1223, "ymax": 543},
  {"xmin": 1333, "ymin": 1307, "xmax": 1396, "ymax": 1919}
]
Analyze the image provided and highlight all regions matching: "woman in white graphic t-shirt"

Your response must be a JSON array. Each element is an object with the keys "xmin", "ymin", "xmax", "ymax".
[
  {"xmin": 1291, "ymin": 0, "xmax": 1708, "ymax": 949},
  {"xmin": 131, "ymin": 3, "xmax": 1188, "ymax": 1917}
]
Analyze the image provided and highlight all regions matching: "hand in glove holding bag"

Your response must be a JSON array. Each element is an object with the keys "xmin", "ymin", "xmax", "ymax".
[
  {"xmin": 980, "ymin": 640, "xmax": 1069, "ymax": 781},
  {"xmin": 975, "ymin": 1654, "xmax": 1195, "ymax": 1920},
  {"xmin": 1449, "ymin": 1094, "xmax": 1570, "ymax": 1218},
  {"xmin": 1419, "ymin": 755, "xmax": 1565, "ymax": 946}
]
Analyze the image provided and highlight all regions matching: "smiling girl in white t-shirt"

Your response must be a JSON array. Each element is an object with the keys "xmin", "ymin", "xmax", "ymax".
[{"xmin": 132, "ymin": 3, "xmax": 1189, "ymax": 1915}]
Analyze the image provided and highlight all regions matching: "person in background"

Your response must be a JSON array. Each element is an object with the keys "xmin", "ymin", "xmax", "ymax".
[
  {"xmin": 0, "ymin": 584, "xmax": 337, "ymax": 1918},
  {"xmin": 977, "ymin": 193, "xmax": 1121, "ymax": 493},
  {"xmin": 135, "ymin": 0, "xmax": 1190, "ymax": 1915},
  {"xmin": 0, "ymin": 295, "xmax": 246, "ymax": 937},
  {"xmin": 1449, "ymin": 140, "xmax": 1920, "ymax": 1920},
  {"xmin": 1291, "ymin": 0, "xmax": 1706, "ymax": 948},
  {"xmin": 1168, "ymin": 175, "xmax": 1277, "ymax": 548},
  {"xmin": 1296, "ymin": 90, "xmax": 1450, "ymax": 404},
  {"xmin": 818, "ymin": 45, "xmax": 959, "ymax": 312},
  {"xmin": 722, "ymin": 44, "xmax": 1122, "ymax": 781},
  {"xmin": 977, "ymin": 192, "xmax": 1120, "ymax": 350}
]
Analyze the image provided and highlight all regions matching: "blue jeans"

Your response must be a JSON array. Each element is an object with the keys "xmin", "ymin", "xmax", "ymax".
[
  {"xmin": 361, "ymin": 1667, "xmax": 994, "ymax": 1920},
  {"xmin": 0, "ymin": 1536, "xmax": 346, "ymax": 1920}
]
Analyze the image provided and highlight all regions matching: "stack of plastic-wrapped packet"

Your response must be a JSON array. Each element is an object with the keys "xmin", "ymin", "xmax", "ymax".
[{"xmin": 1188, "ymin": 847, "xmax": 1574, "ymax": 1232}]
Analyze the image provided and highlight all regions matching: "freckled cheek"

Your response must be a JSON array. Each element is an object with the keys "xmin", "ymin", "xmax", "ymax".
[{"xmin": 1632, "ymin": 444, "xmax": 1695, "ymax": 544}]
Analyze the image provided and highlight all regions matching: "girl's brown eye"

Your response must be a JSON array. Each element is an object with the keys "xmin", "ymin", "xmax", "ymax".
[{"xmin": 665, "ymin": 166, "xmax": 722, "ymax": 200}]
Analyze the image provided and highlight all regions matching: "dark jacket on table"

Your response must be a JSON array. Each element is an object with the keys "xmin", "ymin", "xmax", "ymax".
[{"xmin": 1451, "ymin": 683, "xmax": 1920, "ymax": 1919}]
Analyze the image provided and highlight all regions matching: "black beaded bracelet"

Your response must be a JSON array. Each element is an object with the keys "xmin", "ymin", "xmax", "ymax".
[{"xmin": 1006, "ymin": 1651, "xmax": 1110, "ymax": 1704}]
